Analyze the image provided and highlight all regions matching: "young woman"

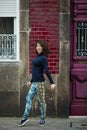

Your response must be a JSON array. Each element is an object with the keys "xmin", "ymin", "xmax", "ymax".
[{"xmin": 18, "ymin": 40, "xmax": 56, "ymax": 127}]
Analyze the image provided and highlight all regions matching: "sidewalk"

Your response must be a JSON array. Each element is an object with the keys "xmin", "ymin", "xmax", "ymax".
[{"xmin": 0, "ymin": 117, "xmax": 87, "ymax": 130}]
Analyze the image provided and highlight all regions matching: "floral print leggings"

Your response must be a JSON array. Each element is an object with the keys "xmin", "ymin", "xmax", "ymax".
[{"xmin": 23, "ymin": 82, "xmax": 46, "ymax": 119}]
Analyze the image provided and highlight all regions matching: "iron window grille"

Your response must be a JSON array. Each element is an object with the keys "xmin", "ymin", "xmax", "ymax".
[
  {"xmin": 0, "ymin": 34, "xmax": 16, "ymax": 59},
  {"xmin": 76, "ymin": 21, "xmax": 87, "ymax": 56}
]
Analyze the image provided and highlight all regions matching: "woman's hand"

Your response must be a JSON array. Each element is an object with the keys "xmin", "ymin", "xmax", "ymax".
[
  {"xmin": 50, "ymin": 84, "xmax": 56, "ymax": 90},
  {"xmin": 27, "ymin": 81, "xmax": 31, "ymax": 87}
]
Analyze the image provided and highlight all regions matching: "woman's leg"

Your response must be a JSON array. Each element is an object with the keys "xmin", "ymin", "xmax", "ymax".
[
  {"xmin": 23, "ymin": 82, "xmax": 37, "ymax": 118},
  {"xmin": 37, "ymin": 82, "xmax": 46, "ymax": 120}
]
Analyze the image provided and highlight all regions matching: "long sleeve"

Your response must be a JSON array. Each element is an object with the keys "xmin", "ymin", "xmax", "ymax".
[
  {"xmin": 30, "ymin": 78, "xmax": 33, "ymax": 83},
  {"xmin": 42, "ymin": 56, "xmax": 54, "ymax": 84}
]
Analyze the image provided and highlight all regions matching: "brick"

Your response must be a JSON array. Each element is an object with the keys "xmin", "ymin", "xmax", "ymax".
[
  {"xmin": 50, "ymin": 63, "xmax": 57, "ymax": 66},
  {"xmin": 31, "ymin": 28, "xmax": 39, "ymax": 31},
  {"xmin": 39, "ymin": 35, "xmax": 46, "ymax": 39},
  {"xmin": 42, "ymin": 32, "xmax": 49, "ymax": 35},
  {"xmin": 49, "ymin": 55, "xmax": 58, "ymax": 58},
  {"xmin": 38, "ymin": 28, "xmax": 47, "ymax": 31},
  {"xmin": 51, "ymin": 70, "xmax": 59, "ymax": 74},
  {"xmin": 53, "ymin": 59, "xmax": 59, "ymax": 62}
]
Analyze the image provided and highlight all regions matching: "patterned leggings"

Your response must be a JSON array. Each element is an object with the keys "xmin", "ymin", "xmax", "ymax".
[{"xmin": 23, "ymin": 82, "xmax": 46, "ymax": 119}]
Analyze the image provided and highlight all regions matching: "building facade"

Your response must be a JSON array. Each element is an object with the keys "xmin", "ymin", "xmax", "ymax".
[{"xmin": 0, "ymin": 0, "xmax": 87, "ymax": 118}]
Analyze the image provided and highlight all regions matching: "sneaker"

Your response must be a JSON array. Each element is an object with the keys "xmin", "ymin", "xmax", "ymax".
[
  {"xmin": 39, "ymin": 119, "xmax": 45, "ymax": 126},
  {"xmin": 18, "ymin": 118, "xmax": 29, "ymax": 127}
]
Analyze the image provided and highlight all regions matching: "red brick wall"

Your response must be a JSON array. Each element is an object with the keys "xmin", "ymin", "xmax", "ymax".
[{"xmin": 29, "ymin": 0, "xmax": 59, "ymax": 74}]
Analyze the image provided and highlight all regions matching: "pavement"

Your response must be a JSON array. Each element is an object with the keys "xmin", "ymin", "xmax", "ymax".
[{"xmin": 0, "ymin": 117, "xmax": 87, "ymax": 130}]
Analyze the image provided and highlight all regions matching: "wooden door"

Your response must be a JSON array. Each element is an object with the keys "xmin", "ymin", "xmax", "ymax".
[{"xmin": 70, "ymin": 0, "xmax": 87, "ymax": 116}]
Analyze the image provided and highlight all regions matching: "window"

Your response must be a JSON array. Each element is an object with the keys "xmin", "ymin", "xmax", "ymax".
[
  {"xmin": 76, "ymin": 21, "xmax": 87, "ymax": 56},
  {"xmin": 0, "ymin": 0, "xmax": 19, "ymax": 61},
  {"xmin": 0, "ymin": 17, "xmax": 16, "ymax": 59},
  {"xmin": 0, "ymin": 17, "xmax": 14, "ymax": 34}
]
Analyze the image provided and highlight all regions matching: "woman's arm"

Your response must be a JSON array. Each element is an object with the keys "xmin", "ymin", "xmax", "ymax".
[{"xmin": 42, "ymin": 56, "xmax": 54, "ymax": 84}]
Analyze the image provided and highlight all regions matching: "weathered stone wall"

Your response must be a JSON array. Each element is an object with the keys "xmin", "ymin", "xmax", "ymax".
[
  {"xmin": 57, "ymin": 0, "xmax": 70, "ymax": 117},
  {"xmin": 19, "ymin": 0, "xmax": 30, "ymax": 116},
  {"xmin": 0, "ymin": 0, "xmax": 30, "ymax": 116},
  {"xmin": 0, "ymin": 63, "xmax": 20, "ymax": 116}
]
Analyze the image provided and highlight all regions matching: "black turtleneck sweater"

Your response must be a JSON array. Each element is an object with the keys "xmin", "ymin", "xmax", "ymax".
[{"xmin": 30, "ymin": 55, "xmax": 54, "ymax": 84}]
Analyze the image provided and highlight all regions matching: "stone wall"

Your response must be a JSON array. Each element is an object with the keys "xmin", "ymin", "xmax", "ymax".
[
  {"xmin": 19, "ymin": 0, "xmax": 30, "ymax": 116},
  {"xmin": 0, "ymin": 63, "xmax": 20, "ymax": 116},
  {"xmin": 57, "ymin": 0, "xmax": 70, "ymax": 117}
]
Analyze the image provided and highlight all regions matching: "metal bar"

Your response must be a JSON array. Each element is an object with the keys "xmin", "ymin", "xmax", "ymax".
[
  {"xmin": 85, "ymin": 28, "xmax": 87, "ymax": 50},
  {"xmin": 78, "ymin": 28, "xmax": 80, "ymax": 50}
]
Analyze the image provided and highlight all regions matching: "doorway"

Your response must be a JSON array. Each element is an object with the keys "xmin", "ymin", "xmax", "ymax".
[{"xmin": 70, "ymin": 0, "xmax": 87, "ymax": 116}]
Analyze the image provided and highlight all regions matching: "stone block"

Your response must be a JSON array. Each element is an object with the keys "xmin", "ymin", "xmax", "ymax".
[
  {"xmin": 60, "ymin": 0, "xmax": 70, "ymax": 13},
  {"xmin": 0, "ymin": 63, "xmax": 19, "ymax": 91},
  {"xmin": 20, "ymin": 11, "xmax": 29, "ymax": 31},
  {"xmin": 20, "ymin": 0, "xmax": 29, "ymax": 10},
  {"xmin": 0, "ymin": 91, "xmax": 19, "ymax": 116},
  {"xmin": 59, "ymin": 13, "xmax": 70, "ymax": 41}
]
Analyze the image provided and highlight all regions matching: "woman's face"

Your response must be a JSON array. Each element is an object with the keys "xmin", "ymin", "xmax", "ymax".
[{"xmin": 36, "ymin": 43, "xmax": 43, "ymax": 54}]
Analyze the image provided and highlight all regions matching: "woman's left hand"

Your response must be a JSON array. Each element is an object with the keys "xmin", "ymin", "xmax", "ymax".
[{"xmin": 50, "ymin": 84, "xmax": 56, "ymax": 90}]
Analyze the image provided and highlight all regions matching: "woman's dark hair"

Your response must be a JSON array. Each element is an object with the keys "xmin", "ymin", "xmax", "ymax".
[{"xmin": 35, "ymin": 40, "xmax": 50, "ymax": 57}]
